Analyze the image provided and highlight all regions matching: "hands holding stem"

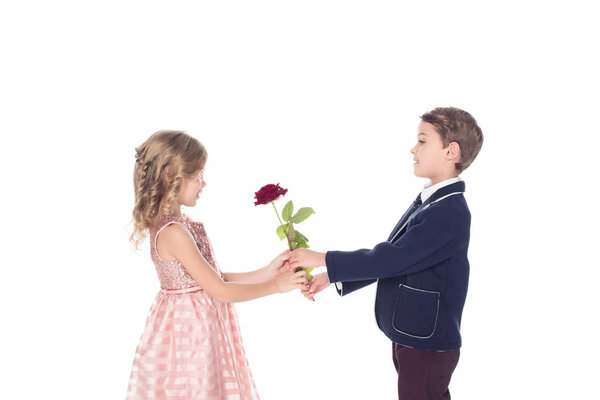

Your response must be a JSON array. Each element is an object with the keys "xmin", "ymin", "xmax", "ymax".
[
  {"xmin": 288, "ymin": 248, "xmax": 330, "ymax": 301},
  {"xmin": 266, "ymin": 248, "xmax": 330, "ymax": 300},
  {"xmin": 266, "ymin": 248, "xmax": 331, "ymax": 299},
  {"xmin": 263, "ymin": 250, "xmax": 310, "ymax": 294}
]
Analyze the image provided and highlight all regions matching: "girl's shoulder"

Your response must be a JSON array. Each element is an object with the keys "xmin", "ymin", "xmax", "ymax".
[
  {"xmin": 153, "ymin": 213, "xmax": 193, "ymax": 228},
  {"xmin": 154, "ymin": 214, "xmax": 206, "ymax": 239},
  {"xmin": 153, "ymin": 215, "xmax": 198, "ymax": 260},
  {"xmin": 151, "ymin": 214, "xmax": 187, "ymax": 240}
]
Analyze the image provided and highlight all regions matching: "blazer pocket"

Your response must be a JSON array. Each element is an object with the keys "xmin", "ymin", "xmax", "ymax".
[{"xmin": 392, "ymin": 284, "xmax": 440, "ymax": 339}]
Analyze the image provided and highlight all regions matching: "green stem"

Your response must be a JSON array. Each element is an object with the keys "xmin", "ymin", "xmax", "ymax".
[
  {"xmin": 272, "ymin": 201, "xmax": 284, "ymax": 226},
  {"xmin": 272, "ymin": 201, "xmax": 293, "ymax": 250}
]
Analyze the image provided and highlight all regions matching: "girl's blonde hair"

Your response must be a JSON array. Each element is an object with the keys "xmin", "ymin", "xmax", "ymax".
[{"xmin": 130, "ymin": 130, "xmax": 207, "ymax": 249}]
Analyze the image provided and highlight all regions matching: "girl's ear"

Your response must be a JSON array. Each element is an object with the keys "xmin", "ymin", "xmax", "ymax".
[
  {"xmin": 446, "ymin": 142, "xmax": 461, "ymax": 161},
  {"xmin": 163, "ymin": 165, "xmax": 171, "ymax": 183}
]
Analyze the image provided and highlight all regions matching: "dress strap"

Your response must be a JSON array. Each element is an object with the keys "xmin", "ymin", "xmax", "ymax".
[{"xmin": 153, "ymin": 216, "xmax": 191, "ymax": 255}]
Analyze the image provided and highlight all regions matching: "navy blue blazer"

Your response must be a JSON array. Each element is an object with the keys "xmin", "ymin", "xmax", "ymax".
[{"xmin": 325, "ymin": 181, "xmax": 470, "ymax": 351}]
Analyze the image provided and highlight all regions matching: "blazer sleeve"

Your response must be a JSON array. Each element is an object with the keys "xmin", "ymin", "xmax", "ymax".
[
  {"xmin": 326, "ymin": 204, "xmax": 466, "ymax": 283},
  {"xmin": 329, "ymin": 276, "xmax": 377, "ymax": 297}
]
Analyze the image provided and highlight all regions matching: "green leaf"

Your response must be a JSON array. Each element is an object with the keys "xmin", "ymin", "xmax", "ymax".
[
  {"xmin": 291, "ymin": 207, "xmax": 315, "ymax": 224},
  {"xmin": 282, "ymin": 201, "xmax": 293, "ymax": 222},
  {"xmin": 295, "ymin": 230, "xmax": 308, "ymax": 242},
  {"xmin": 276, "ymin": 224, "xmax": 287, "ymax": 240},
  {"xmin": 294, "ymin": 230, "xmax": 309, "ymax": 247}
]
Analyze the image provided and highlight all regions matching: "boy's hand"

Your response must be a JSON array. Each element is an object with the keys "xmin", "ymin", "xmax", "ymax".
[
  {"xmin": 301, "ymin": 272, "xmax": 330, "ymax": 301},
  {"xmin": 288, "ymin": 248, "xmax": 326, "ymax": 270}
]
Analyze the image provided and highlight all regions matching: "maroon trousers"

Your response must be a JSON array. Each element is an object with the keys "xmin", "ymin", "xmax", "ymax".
[{"xmin": 392, "ymin": 343, "xmax": 460, "ymax": 400}]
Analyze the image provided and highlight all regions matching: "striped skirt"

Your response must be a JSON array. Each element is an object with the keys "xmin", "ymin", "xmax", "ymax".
[{"xmin": 126, "ymin": 287, "xmax": 259, "ymax": 400}]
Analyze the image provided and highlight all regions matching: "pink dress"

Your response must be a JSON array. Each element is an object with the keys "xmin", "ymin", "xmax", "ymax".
[{"xmin": 126, "ymin": 214, "xmax": 259, "ymax": 400}]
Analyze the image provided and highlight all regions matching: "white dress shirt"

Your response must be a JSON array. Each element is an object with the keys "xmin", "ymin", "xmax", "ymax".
[{"xmin": 419, "ymin": 177, "xmax": 461, "ymax": 203}]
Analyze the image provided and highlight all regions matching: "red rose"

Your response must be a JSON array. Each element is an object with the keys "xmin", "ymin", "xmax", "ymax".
[{"xmin": 254, "ymin": 183, "xmax": 288, "ymax": 205}]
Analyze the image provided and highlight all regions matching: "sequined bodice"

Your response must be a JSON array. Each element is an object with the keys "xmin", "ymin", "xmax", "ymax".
[{"xmin": 150, "ymin": 214, "xmax": 221, "ymax": 290}]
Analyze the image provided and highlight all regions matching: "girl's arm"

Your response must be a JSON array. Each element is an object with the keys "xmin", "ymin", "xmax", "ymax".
[
  {"xmin": 223, "ymin": 250, "xmax": 291, "ymax": 283},
  {"xmin": 158, "ymin": 224, "xmax": 306, "ymax": 303}
]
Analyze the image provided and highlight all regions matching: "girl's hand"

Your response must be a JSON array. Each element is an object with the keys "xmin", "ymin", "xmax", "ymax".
[
  {"xmin": 301, "ymin": 272, "xmax": 330, "ymax": 301},
  {"xmin": 263, "ymin": 250, "xmax": 292, "ymax": 280},
  {"xmin": 275, "ymin": 269, "xmax": 308, "ymax": 293}
]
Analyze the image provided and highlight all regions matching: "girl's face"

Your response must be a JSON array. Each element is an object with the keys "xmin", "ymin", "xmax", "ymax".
[{"xmin": 177, "ymin": 168, "xmax": 206, "ymax": 208}]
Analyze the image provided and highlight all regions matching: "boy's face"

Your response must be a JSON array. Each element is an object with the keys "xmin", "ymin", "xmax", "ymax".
[{"xmin": 411, "ymin": 121, "xmax": 458, "ymax": 184}]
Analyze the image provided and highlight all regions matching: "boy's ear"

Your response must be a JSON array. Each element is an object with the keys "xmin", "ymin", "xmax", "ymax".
[{"xmin": 445, "ymin": 142, "xmax": 461, "ymax": 161}]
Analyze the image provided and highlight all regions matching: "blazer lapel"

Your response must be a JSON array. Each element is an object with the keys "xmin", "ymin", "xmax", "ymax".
[
  {"xmin": 386, "ymin": 204, "xmax": 414, "ymax": 242},
  {"xmin": 387, "ymin": 181, "xmax": 466, "ymax": 243}
]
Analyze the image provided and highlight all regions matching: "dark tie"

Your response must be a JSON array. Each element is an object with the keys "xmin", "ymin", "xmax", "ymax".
[
  {"xmin": 409, "ymin": 193, "xmax": 423, "ymax": 216},
  {"xmin": 388, "ymin": 193, "xmax": 423, "ymax": 242},
  {"xmin": 388, "ymin": 193, "xmax": 424, "ymax": 243}
]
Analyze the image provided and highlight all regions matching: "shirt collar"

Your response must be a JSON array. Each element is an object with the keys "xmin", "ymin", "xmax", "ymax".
[{"xmin": 420, "ymin": 177, "xmax": 461, "ymax": 203}]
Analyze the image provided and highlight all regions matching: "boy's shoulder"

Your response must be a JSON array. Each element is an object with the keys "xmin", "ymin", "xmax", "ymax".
[
  {"xmin": 424, "ymin": 180, "xmax": 468, "ymax": 208},
  {"xmin": 419, "ymin": 198, "xmax": 469, "ymax": 222},
  {"xmin": 417, "ymin": 187, "xmax": 471, "ymax": 228}
]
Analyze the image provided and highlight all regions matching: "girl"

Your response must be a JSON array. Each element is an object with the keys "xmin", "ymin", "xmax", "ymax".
[{"xmin": 126, "ymin": 130, "xmax": 307, "ymax": 400}]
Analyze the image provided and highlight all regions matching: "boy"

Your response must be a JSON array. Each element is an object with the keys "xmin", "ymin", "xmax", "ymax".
[{"xmin": 289, "ymin": 107, "xmax": 483, "ymax": 400}]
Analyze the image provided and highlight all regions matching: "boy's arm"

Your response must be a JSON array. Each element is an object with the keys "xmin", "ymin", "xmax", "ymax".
[
  {"xmin": 300, "ymin": 273, "xmax": 376, "ymax": 301},
  {"xmin": 327, "ymin": 204, "xmax": 466, "ymax": 283},
  {"xmin": 288, "ymin": 249, "xmax": 376, "ymax": 296},
  {"xmin": 333, "ymin": 279, "xmax": 377, "ymax": 296}
]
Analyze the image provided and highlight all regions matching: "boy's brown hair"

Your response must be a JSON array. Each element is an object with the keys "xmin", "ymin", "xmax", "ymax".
[{"xmin": 420, "ymin": 107, "xmax": 483, "ymax": 173}]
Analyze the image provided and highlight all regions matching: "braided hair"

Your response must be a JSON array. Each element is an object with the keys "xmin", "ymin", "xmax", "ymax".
[{"xmin": 130, "ymin": 130, "xmax": 207, "ymax": 249}]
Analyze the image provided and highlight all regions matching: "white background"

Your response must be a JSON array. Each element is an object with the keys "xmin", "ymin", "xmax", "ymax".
[{"xmin": 1, "ymin": 1, "xmax": 599, "ymax": 399}]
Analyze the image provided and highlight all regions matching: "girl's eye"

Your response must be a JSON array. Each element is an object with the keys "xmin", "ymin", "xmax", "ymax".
[{"xmin": 419, "ymin": 140, "xmax": 425, "ymax": 144}]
